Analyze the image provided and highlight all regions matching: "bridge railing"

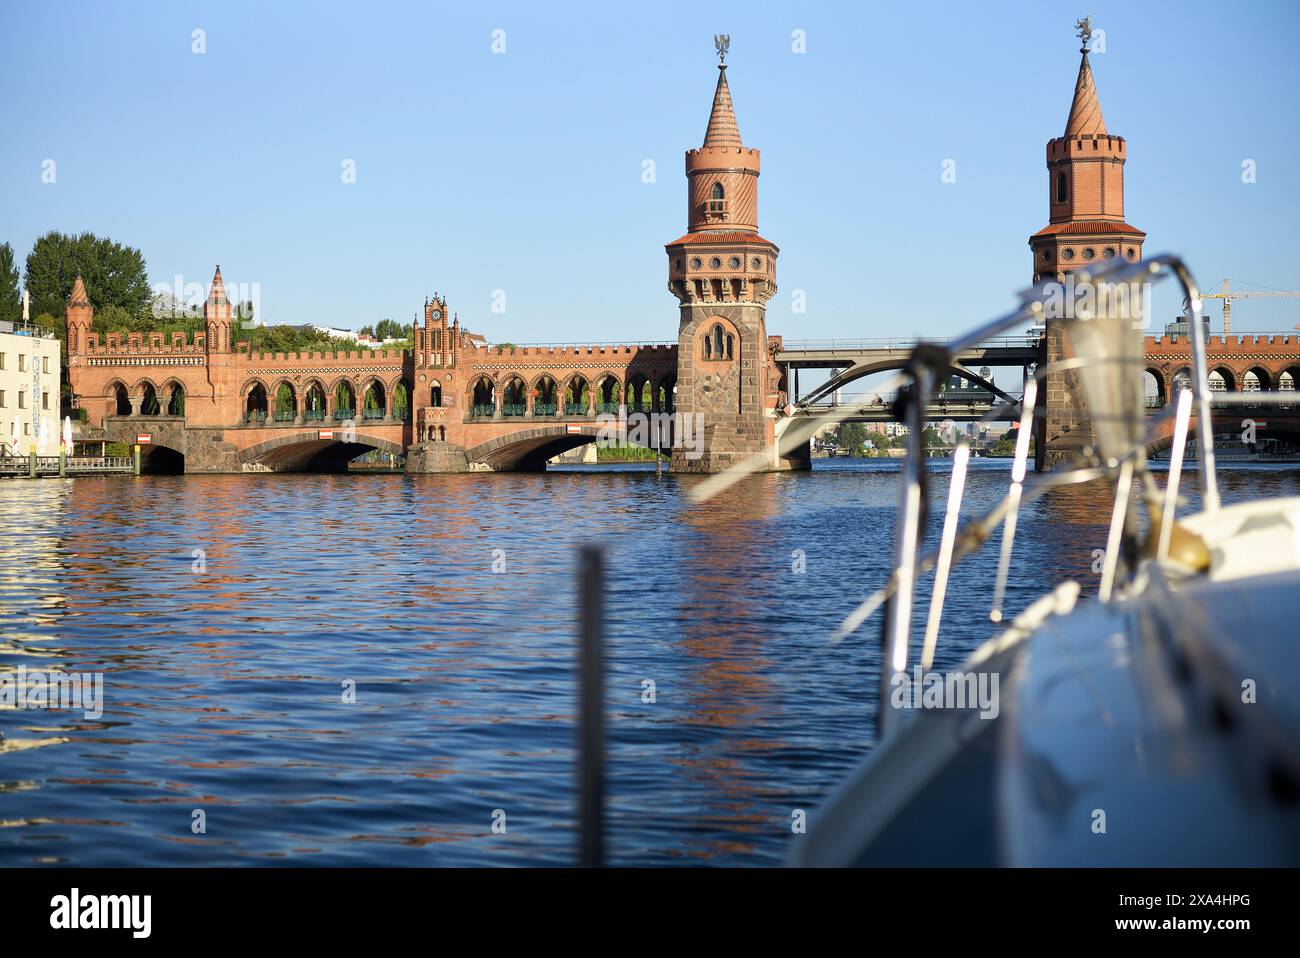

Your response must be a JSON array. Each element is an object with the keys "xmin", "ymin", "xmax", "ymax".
[
  {"xmin": 800, "ymin": 390, "xmax": 1016, "ymax": 409},
  {"xmin": 777, "ymin": 335, "xmax": 1042, "ymax": 353}
]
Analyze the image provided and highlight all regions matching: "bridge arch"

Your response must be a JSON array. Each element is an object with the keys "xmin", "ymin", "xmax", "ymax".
[
  {"xmin": 242, "ymin": 379, "xmax": 269, "ymax": 422},
  {"xmin": 529, "ymin": 373, "xmax": 559, "ymax": 415},
  {"xmin": 656, "ymin": 373, "xmax": 677, "ymax": 412},
  {"xmin": 329, "ymin": 378, "xmax": 357, "ymax": 418},
  {"xmin": 799, "ymin": 358, "xmax": 1021, "ymax": 409},
  {"xmin": 1208, "ymin": 367, "xmax": 1236, "ymax": 392},
  {"xmin": 302, "ymin": 379, "xmax": 327, "ymax": 420},
  {"xmin": 1144, "ymin": 368, "xmax": 1167, "ymax": 408},
  {"xmin": 463, "ymin": 422, "xmax": 661, "ymax": 472},
  {"xmin": 133, "ymin": 378, "xmax": 161, "ymax": 416},
  {"xmin": 562, "ymin": 374, "xmax": 590, "ymax": 414},
  {"xmin": 1243, "ymin": 366, "xmax": 1271, "ymax": 392},
  {"xmin": 468, "ymin": 375, "xmax": 496, "ymax": 416},
  {"xmin": 593, "ymin": 372, "xmax": 623, "ymax": 411},
  {"xmin": 798, "ymin": 358, "xmax": 1022, "ymax": 407},
  {"xmin": 102, "ymin": 379, "xmax": 131, "ymax": 417},
  {"xmin": 238, "ymin": 430, "xmax": 406, "ymax": 473}
]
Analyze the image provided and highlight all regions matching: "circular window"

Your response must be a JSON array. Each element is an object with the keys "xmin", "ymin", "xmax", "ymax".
[
  {"xmin": 752, "ymin": 257, "xmax": 763, "ymax": 269},
  {"xmin": 728, "ymin": 256, "xmax": 741, "ymax": 268},
  {"xmin": 709, "ymin": 256, "xmax": 722, "ymax": 269},
  {"xmin": 1082, "ymin": 247, "xmax": 1096, "ymax": 260},
  {"xmin": 1062, "ymin": 248, "xmax": 1076, "ymax": 261},
  {"xmin": 690, "ymin": 257, "xmax": 702, "ymax": 270},
  {"xmin": 1103, "ymin": 247, "xmax": 1116, "ymax": 259}
]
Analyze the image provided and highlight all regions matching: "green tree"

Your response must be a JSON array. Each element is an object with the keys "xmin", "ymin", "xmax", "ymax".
[
  {"xmin": 23, "ymin": 231, "xmax": 151, "ymax": 319},
  {"xmin": 0, "ymin": 243, "xmax": 20, "ymax": 325},
  {"xmin": 835, "ymin": 422, "xmax": 869, "ymax": 457},
  {"xmin": 374, "ymin": 318, "xmax": 412, "ymax": 341}
]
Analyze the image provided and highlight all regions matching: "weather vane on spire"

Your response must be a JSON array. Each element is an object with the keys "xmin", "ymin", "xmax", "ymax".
[
  {"xmin": 714, "ymin": 34, "xmax": 730, "ymax": 65},
  {"xmin": 1075, "ymin": 15, "xmax": 1093, "ymax": 51}
]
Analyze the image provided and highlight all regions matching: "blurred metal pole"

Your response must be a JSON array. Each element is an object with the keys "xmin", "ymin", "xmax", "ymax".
[{"xmin": 578, "ymin": 544, "xmax": 605, "ymax": 867}]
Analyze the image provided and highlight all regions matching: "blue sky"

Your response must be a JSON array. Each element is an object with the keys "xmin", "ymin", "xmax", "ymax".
[{"xmin": 2, "ymin": 0, "xmax": 1298, "ymax": 341}]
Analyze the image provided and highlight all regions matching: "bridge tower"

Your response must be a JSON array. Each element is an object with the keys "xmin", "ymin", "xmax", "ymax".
[
  {"xmin": 65, "ymin": 275, "xmax": 93, "ymax": 358},
  {"xmin": 1030, "ymin": 26, "xmax": 1146, "ymax": 469},
  {"xmin": 666, "ymin": 41, "xmax": 800, "ymax": 473},
  {"xmin": 204, "ymin": 265, "xmax": 234, "ymax": 355}
]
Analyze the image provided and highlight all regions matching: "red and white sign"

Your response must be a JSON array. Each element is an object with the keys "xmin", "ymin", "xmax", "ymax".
[
  {"xmin": 318, "ymin": 429, "xmax": 334, "ymax": 440},
  {"xmin": 136, "ymin": 434, "xmax": 152, "ymax": 444},
  {"xmin": 566, "ymin": 424, "xmax": 583, "ymax": 434}
]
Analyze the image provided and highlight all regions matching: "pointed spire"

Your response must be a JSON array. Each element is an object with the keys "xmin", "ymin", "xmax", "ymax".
[
  {"xmin": 702, "ymin": 65, "xmax": 743, "ymax": 149},
  {"xmin": 1064, "ymin": 49, "xmax": 1107, "ymax": 137},
  {"xmin": 208, "ymin": 264, "xmax": 228, "ymax": 305},
  {"xmin": 69, "ymin": 275, "xmax": 90, "ymax": 305}
]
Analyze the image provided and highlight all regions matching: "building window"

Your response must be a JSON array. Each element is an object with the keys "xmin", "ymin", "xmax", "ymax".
[
  {"xmin": 1055, "ymin": 172, "xmax": 1067, "ymax": 203},
  {"xmin": 0, "ymin": 353, "xmax": 5, "ymax": 370},
  {"xmin": 712, "ymin": 324, "xmax": 725, "ymax": 359},
  {"xmin": 18, "ymin": 355, "xmax": 25, "ymax": 372},
  {"xmin": 18, "ymin": 391, "xmax": 25, "ymax": 409},
  {"xmin": 707, "ymin": 182, "xmax": 725, "ymax": 215},
  {"xmin": 42, "ymin": 357, "xmax": 50, "ymax": 374},
  {"xmin": 42, "ymin": 391, "xmax": 49, "ymax": 410},
  {"xmin": 0, "ymin": 390, "xmax": 5, "ymax": 407}
]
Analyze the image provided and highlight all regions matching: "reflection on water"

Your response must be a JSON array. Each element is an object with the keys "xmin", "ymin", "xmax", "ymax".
[{"xmin": 2, "ymin": 460, "xmax": 1298, "ymax": 865}]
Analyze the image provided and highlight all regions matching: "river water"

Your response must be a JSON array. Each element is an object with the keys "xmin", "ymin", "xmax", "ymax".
[{"xmin": 2, "ymin": 459, "xmax": 1298, "ymax": 866}]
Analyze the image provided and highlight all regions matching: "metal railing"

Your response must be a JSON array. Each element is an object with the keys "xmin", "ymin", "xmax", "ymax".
[
  {"xmin": 777, "ymin": 335, "xmax": 1042, "ymax": 353},
  {"xmin": 829, "ymin": 253, "xmax": 1242, "ymax": 741},
  {"xmin": 533, "ymin": 402, "xmax": 558, "ymax": 416}
]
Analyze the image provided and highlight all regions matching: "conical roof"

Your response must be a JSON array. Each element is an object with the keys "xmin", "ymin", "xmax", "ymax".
[
  {"xmin": 1064, "ymin": 50, "xmax": 1107, "ymax": 137},
  {"xmin": 702, "ymin": 66, "xmax": 743, "ymax": 149}
]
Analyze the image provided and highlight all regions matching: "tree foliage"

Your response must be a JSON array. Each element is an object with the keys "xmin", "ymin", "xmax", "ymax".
[
  {"xmin": 23, "ymin": 231, "xmax": 151, "ymax": 319},
  {"xmin": 0, "ymin": 243, "xmax": 20, "ymax": 325},
  {"xmin": 834, "ymin": 422, "xmax": 869, "ymax": 457}
]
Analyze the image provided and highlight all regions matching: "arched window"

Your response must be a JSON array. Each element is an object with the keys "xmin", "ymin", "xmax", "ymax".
[
  {"xmin": 303, "ymin": 382, "xmax": 326, "ymax": 421},
  {"xmin": 167, "ymin": 383, "xmax": 185, "ymax": 417},
  {"xmin": 703, "ymin": 333, "xmax": 712, "ymax": 359},
  {"xmin": 726, "ymin": 333, "xmax": 734, "ymax": 360},
  {"xmin": 1055, "ymin": 172, "xmax": 1068, "ymax": 204},
  {"xmin": 708, "ymin": 181, "xmax": 725, "ymax": 214},
  {"xmin": 140, "ymin": 383, "xmax": 160, "ymax": 416},
  {"xmin": 245, "ymin": 383, "xmax": 268, "ymax": 424},
  {"xmin": 430, "ymin": 383, "xmax": 442, "ymax": 407},
  {"xmin": 712, "ymin": 325, "xmax": 725, "ymax": 360}
]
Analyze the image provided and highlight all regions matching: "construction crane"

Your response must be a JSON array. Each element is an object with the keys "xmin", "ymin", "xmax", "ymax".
[{"xmin": 1202, "ymin": 279, "xmax": 1300, "ymax": 334}]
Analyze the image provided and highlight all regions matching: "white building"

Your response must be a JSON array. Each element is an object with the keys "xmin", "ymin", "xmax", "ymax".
[{"xmin": 0, "ymin": 321, "xmax": 62, "ymax": 456}]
